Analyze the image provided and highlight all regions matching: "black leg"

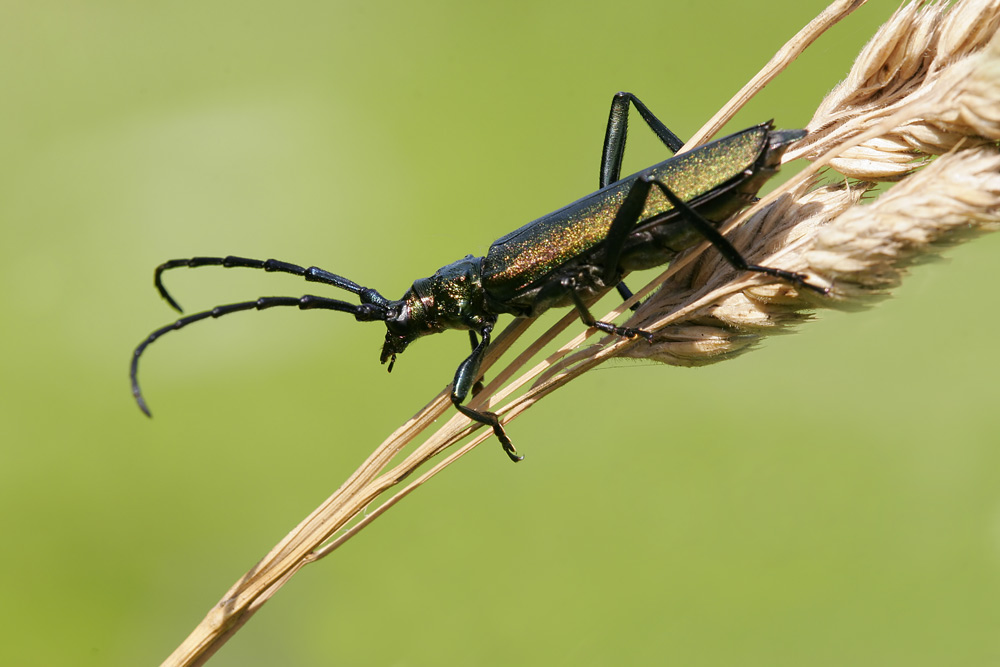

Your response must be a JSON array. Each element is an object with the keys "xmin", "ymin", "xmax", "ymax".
[
  {"xmin": 468, "ymin": 330, "xmax": 485, "ymax": 397},
  {"xmin": 601, "ymin": 93, "xmax": 685, "ymax": 312},
  {"xmin": 562, "ymin": 276, "xmax": 653, "ymax": 343},
  {"xmin": 615, "ymin": 282, "xmax": 640, "ymax": 311},
  {"xmin": 450, "ymin": 322, "xmax": 521, "ymax": 462},
  {"xmin": 642, "ymin": 176, "xmax": 828, "ymax": 294},
  {"xmin": 559, "ymin": 176, "xmax": 666, "ymax": 335},
  {"xmin": 597, "ymin": 173, "xmax": 667, "ymax": 287},
  {"xmin": 601, "ymin": 92, "xmax": 685, "ymax": 188}
]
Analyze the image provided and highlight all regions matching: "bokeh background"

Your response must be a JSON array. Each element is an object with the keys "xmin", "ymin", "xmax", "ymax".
[{"xmin": 4, "ymin": 1, "xmax": 999, "ymax": 665}]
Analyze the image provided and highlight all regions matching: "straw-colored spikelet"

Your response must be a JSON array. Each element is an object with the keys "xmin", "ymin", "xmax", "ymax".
[
  {"xmin": 803, "ymin": 0, "xmax": 1000, "ymax": 178},
  {"xmin": 162, "ymin": 4, "xmax": 1000, "ymax": 665},
  {"xmin": 620, "ymin": 0, "xmax": 1000, "ymax": 366}
]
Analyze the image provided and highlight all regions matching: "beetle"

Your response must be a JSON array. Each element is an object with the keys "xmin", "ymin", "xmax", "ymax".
[{"xmin": 130, "ymin": 92, "xmax": 823, "ymax": 462}]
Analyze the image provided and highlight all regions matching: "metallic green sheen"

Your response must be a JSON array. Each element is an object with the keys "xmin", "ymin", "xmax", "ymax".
[{"xmin": 481, "ymin": 125, "xmax": 767, "ymax": 294}]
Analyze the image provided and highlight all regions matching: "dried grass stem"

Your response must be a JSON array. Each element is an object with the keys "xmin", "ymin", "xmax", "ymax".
[{"xmin": 162, "ymin": 2, "xmax": 1000, "ymax": 665}]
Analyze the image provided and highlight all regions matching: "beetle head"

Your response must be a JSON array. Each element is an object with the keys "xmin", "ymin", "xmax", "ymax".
[
  {"xmin": 379, "ymin": 256, "xmax": 491, "ymax": 372},
  {"xmin": 379, "ymin": 279, "xmax": 446, "ymax": 372}
]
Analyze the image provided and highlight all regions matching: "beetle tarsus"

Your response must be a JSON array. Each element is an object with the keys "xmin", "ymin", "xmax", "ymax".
[
  {"xmin": 590, "ymin": 320, "xmax": 653, "ymax": 342},
  {"xmin": 453, "ymin": 401, "xmax": 522, "ymax": 462}
]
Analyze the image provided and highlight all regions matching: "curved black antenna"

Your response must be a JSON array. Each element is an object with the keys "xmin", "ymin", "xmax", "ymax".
[
  {"xmin": 154, "ymin": 256, "xmax": 391, "ymax": 313},
  {"xmin": 130, "ymin": 294, "xmax": 390, "ymax": 417}
]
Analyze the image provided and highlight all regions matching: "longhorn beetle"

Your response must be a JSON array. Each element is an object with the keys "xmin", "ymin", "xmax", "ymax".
[{"xmin": 131, "ymin": 92, "xmax": 824, "ymax": 462}]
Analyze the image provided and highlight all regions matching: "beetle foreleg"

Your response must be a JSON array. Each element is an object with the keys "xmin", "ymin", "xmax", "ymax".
[
  {"xmin": 468, "ymin": 330, "xmax": 485, "ymax": 397},
  {"xmin": 451, "ymin": 324, "xmax": 521, "ymax": 462}
]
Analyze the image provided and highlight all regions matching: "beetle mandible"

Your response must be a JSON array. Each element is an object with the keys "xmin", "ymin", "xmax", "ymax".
[{"xmin": 130, "ymin": 92, "xmax": 823, "ymax": 462}]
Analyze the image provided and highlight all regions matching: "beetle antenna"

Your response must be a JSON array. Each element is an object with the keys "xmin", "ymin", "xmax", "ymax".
[
  {"xmin": 130, "ymin": 294, "xmax": 390, "ymax": 417},
  {"xmin": 153, "ymin": 256, "xmax": 389, "ymax": 313}
]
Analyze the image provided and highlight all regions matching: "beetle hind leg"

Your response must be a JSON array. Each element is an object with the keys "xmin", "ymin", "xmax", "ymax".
[
  {"xmin": 641, "ymin": 176, "xmax": 828, "ymax": 294},
  {"xmin": 602, "ymin": 92, "xmax": 685, "ymax": 188}
]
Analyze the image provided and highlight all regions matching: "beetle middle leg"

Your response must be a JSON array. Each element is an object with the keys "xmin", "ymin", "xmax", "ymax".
[
  {"xmin": 548, "ymin": 154, "xmax": 674, "ymax": 342},
  {"xmin": 468, "ymin": 330, "xmax": 486, "ymax": 397}
]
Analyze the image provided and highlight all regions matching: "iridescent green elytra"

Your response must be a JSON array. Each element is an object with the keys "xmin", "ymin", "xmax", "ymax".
[
  {"xmin": 132, "ymin": 93, "xmax": 816, "ymax": 463},
  {"xmin": 481, "ymin": 124, "xmax": 787, "ymax": 313}
]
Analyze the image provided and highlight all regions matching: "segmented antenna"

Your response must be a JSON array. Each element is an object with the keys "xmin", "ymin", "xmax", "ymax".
[
  {"xmin": 153, "ymin": 255, "xmax": 386, "ymax": 312},
  {"xmin": 132, "ymin": 256, "xmax": 395, "ymax": 416}
]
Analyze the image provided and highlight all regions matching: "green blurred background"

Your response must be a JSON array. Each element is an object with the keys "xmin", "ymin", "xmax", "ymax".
[{"xmin": 4, "ymin": 1, "xmax": 999, "ymax": 665}]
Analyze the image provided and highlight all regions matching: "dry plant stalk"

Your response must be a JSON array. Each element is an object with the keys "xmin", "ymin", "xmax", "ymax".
[
  {"xmin": 619, "ymin": 0, "xmax": 1000, "ymax": 366},
  {"xmin": 163, "ymin": 1, "xmax": 1000, "ymax": 664}
]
